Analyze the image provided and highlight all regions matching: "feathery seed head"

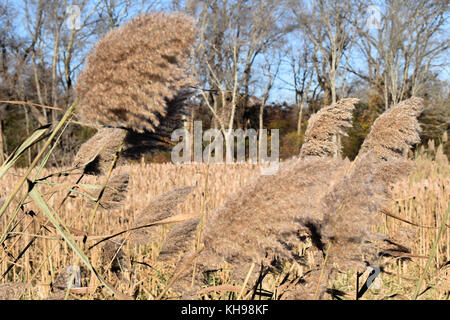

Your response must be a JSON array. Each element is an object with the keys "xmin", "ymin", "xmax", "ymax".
[
  {"xmin": 131, "ymin": 185, "xmax": 196, "ymax": 245},
  {"xmin": 73, "ymin": 127, "xmax": 127, "ymax": 176},
  {"xmin": 0, "ymin": 282, "xmax": 30, "ymax": 300},
  {"xmin": 359, "ymin": 97, "xmax": 424, "ymax": 160},
  {"xmin": 300, "ymin": 98, "xmax": 359, "ymax": 158},
  {"xmin": 89, "ymin": 172, "xmax": 130, "ymax": 210},
  {"xmin": 75, "ymin": 12, "xmax": 198, "ymax": 133}
]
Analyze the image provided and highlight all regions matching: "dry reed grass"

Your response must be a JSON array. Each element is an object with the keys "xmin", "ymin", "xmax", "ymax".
[
  {"xmin": 101, "ymin": 239, "xmax": 130, "ymax": 274},
  {"xmin": 75, "ymin": 12, "xmax": 197, "ymax": 133},
  {"xmin": 0, "ymin": 156, "xmax": 450, "ymax": 299},
  {"xmin": 300, "ymin": 98, "xmax": 359, "ymax": 158},
  {"xmin": 359, "ymin": 97, "xmax": 424, "ymax": 160},
  {"xmin": 0, "ymin": 282, "xmax": 30, "ymax": 300},
  {"xmin": 73, "ymin": 127, "xmax": 127, "ymax": 175},
  {"xmin": 130, "ymin": 185, "xmax": 197, "ymax": 245},
  {"xmin": 0, "ymin": 153, "xmax": 447, "ymax": 300},
  {"xmin": 168, "ymin": 97, "xmax": 430, "ymax": 299},
  {"xmin": 86, "ymin": 172, "xmax": 130, "ymax": 210}
]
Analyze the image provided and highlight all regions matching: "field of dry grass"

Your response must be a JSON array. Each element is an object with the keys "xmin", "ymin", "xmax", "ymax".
[{"xmin": 0, "ymin": 144, "xmax": 448, "ymax": 300}]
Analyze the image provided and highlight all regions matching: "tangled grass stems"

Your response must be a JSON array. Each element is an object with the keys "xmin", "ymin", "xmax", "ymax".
[
  {"xmin": 191, "ymin": 163, "xmax": 210, "ymax": 288},
  {"xmin": 412, "ymin": 203, "xmax": 450, "ymax": 300}
]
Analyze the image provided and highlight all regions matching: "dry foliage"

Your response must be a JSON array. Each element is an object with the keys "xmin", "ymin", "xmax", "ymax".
[
  {"xmin": 359, "ymin": 96, "xmax": 424, "ymax": 160},
  {"xmin": 101, "ymin": 239, "xmax": 130, "ymax": 274},
  {"xmin": 0, "ymin": 154, "xmax": 448, "ymax": 300},
  {"xmin": 75, "ymin": 12, "xmax": 198, "ymax": 133},
  {"xmin": 87, "ymin": 172, "xmax": 130, "ymax": 210},
  {"xmin": 73, "ymin": 127, "xmax": 127, "ymax": 175},
  {"xmin": 0, "ymin": 282, "xmax": 30, "ymax": 300},
  {"xmin": 158, "ymin": 217, "xmax": 200, "ymax": 262},
  {"xmin": 300, "ymin": 98, "xmax": 359, "ymax": 158},
  {"xmin": 0, "ymin": 96, "xmax": 448, "ymax": 300},
  {"xmin": 131, "ymin": 185, "xmax": 196, "ymax": 245},
  {"xmin": 170, "ymin": 97, "xmax": 429, "ymax": 299}
]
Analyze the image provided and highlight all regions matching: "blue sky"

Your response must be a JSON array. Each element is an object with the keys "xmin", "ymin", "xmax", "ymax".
[{"xmin": 9, "ymin": 0, "xmax": 450, "ymax": 106}]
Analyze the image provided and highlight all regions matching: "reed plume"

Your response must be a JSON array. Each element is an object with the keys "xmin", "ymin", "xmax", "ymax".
[
  {"xmin": 172, "ymin": 97, "xmax": 425, "ymax": 299},
  {"xmin": 73, "ymin": 127, "xmax": 126, "ymax": 175},
  {"xmin": 300, "ymin": 98, "xmax": 359, "ymax": 158},
  {"xmin": 131, "ymin": 186, "xmax": 196, "ymax": 245},
  {"xmin": 75, "ymin": 12, "xmax": 197, "ymax": 133},
  {"xmin": 53, "ymin": 266, "xmax": 82, "ymax": 291},
  {"xmin": 359, "ymin": 97, "xmax": 424, "ymax": 160},
  {"xmin": 101, "ymin": 239, "xmax": 130, "ymax": 274},
  {"xmin": 289, "ymin": 98, "xmax": 425, "ymax": 298},
  {"xmin": 158, "ymin": 217, "xmax": 200, "ymax": 262},
  {"xmin": 86, "ymin": 172, "xmax": 130, "ymax": 210},
  {"xmin": 171, "ymin": 157, "xmax": 350, "ymax": 296}
]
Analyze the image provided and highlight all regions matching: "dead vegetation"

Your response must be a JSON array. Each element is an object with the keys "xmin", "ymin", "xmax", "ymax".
[
  {"xmin": 0, "ymin": 144, "xmax": 448, "ymax": 300},
  {"xmin": 0, "ymin": 8, "xmax": 447, "ymax": 300}
]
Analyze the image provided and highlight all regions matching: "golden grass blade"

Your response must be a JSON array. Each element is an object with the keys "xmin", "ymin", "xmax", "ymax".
[
  {"xmin": 90, "ymin": 213, "xmax": 199, "ymax": 250},
  {"xmin": 0, "ymin": 103, "xmax": 75, "ymax": 221},
  {"xmin": 156, "ymin": 246, "xmax": 204, "ymax": 300},
  {"xmin": 0, "ymin": 124, "xmax": 50, "ymax": 179},
  {"xmin": 28, "ymin": 183, "xmax": 132, "ymax": 300},
  {"xmin": 237, "ymin": 262, "xmax": 255, "ymax": 299},
  {"xmin": 0, "ymin": 100, "xmax": 63, "ymax": 110}
]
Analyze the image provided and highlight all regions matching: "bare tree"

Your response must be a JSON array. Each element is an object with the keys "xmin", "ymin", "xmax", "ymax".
[
  {"xmin": 258, "ymin": 51, "xmax": 281, "ymax": 159},
  {"xmin": 351, "ymin": 0, "xmax": 449, "ymax": 109},
  {"xmin": 287, "ymin": 40, "xmax": 315, "ymax": 136},
  {"xmin": 189, "ymin": 0, "xmax": 286, "ymax": 161},
  {"xmin": 290, "ymin": 0, "xmax": 355, "ymax": 158},
  {"xmin": 291, "ymin": 0, "xmax": 355, "ymax": 105}
]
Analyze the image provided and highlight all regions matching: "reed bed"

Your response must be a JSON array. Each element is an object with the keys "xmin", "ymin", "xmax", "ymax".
[{"xmin": 0, "ymin": 148, "xmax": 448, "ymax": 300}]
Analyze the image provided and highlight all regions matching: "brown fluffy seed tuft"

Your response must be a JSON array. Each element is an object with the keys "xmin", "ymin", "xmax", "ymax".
[
  {"xmin": 158, "ymin": 218, "xmax": 200, "ymax": 262},
  {"xmin": 300, "ymin": 98, "xmax": 359, "ymax": 158},
  {"xmin": 131, "ymin": 186, "xmax": 196, "ymax": 245},
  {"xmin": 101, "ymin": 239, "xmax": 130, "ymax": 273},
  {"xmin": 75, "ymin": 12, "xmax": 198, "ymax": 133},
  {"xmin": 359, "ymin": 96, "xmax": 424, "ymax": 160},
  {"xmin": 86, "ymin": 172, "xmax": 130, "ymax": 210},
  {"xmin": 73, "ymin": 127, "xmax": 127, "ymax": 176},
  {"xmin": 169, "ymin": 157, "xmax": 350, "ymax": 295},
  {"xmin": 0, "ymin": 282, "xmax": 30, "ymax": 300}
]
